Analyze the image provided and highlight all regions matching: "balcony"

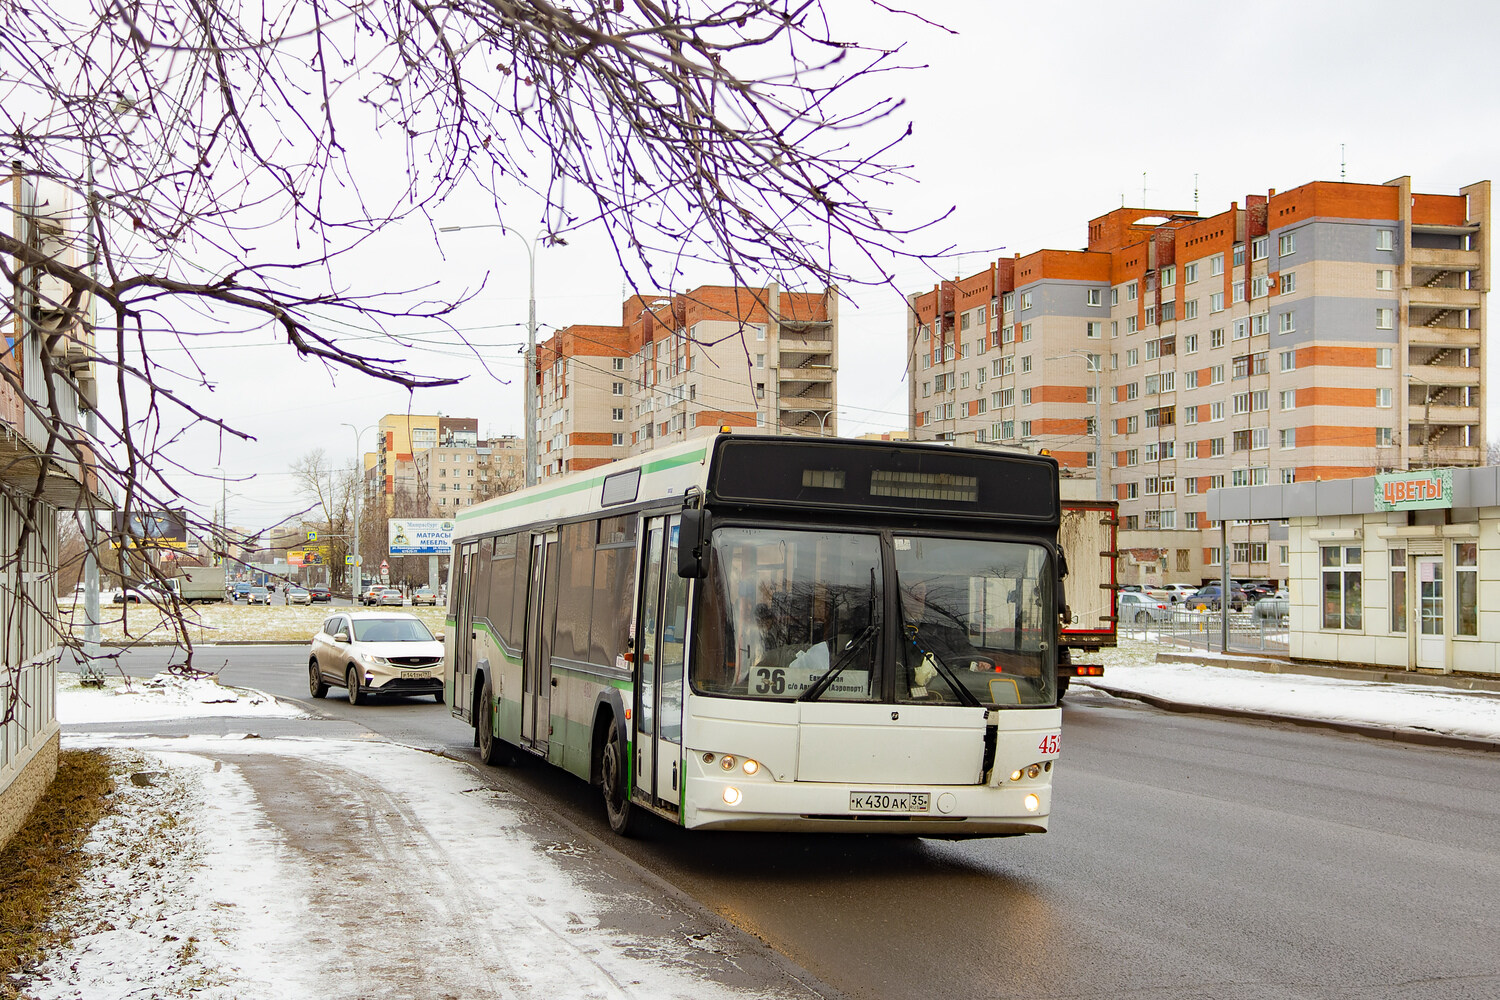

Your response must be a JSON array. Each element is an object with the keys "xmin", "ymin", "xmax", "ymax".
[
  {"xmin": 779, "ymin": 366, "xmax": 835, "ymax": 384},
  {"xmin": 1409, "ymin": 247, "xmax": 1481, "ymax": 272},
  {"xmin": 778, "ymin": 336, "xmax": 834, "ymax": 354},
  {"xmin": 1406, "ymin": 325, "xmax": 1481, "ymax": 349},
  {"xmin": 1408, "ymin": 285, "xmax": 1482, "ymax": 310}
]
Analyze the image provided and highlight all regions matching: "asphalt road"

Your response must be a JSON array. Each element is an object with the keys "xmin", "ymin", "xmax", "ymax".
[{"xmin": 68, "ymin": 646, "xmax": 1500, "ymax": 1000}]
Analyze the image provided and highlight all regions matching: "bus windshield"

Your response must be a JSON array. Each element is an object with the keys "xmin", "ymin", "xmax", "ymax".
[{"xmin": 693, "ymin": 526, "xmax": 1054, "ymax": 706}]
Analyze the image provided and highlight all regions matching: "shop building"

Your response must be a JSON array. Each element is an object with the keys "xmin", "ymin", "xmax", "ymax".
[{"xmin": 1208, "ymin": 467, "xmax": 1500, "ymax": 676}]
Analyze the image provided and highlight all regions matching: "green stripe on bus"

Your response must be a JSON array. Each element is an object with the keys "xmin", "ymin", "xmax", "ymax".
[{"xmin": 454, "ymin": 447, "xmax": 707, "ymax": 523}]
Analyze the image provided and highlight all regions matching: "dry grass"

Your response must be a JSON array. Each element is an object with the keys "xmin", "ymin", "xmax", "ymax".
[
  {"xmin": 0, "ymin": 750, "xmax": 115, "ymax": 998},
  {"xmin": 59, "ymin": 600, "xmax": 448, "ymax": 645}
]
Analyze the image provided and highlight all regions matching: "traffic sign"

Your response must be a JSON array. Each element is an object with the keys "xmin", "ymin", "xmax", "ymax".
[
  {"xmin": 345, "ymin": 555, "xmax": 354, "ymax": 566},
  {"xmin": 307, "ymin": 530, "xmax": 318, "ymax": 542}
]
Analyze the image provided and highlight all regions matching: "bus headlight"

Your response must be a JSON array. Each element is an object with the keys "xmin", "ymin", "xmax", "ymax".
[
  {"xmin": 720, "ymin": 755, "xmax": 737, "ymax": 771},
  {"xmin": 723, "ymin": 786, "xmax": 742, "ymax": 806},
  {"xmin": 1010, "ymin": 769, "xmax": 1023, "ymax": 782},
  {"xmin": 1024, "ymin": 794, "xmax": 1040, "ymax": 812},
  {"xmin": 741, "ymin": 759, "xmax": 759, "ymax": 775},
  {"xmin": 1027, "ymin": 765, "xmax": 1041, "ymax": 779}
]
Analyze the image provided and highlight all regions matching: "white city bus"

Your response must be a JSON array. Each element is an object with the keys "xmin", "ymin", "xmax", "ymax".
[{"xmin": 445, "ymin": 433, "xmax": 1063, "ymax": 836}]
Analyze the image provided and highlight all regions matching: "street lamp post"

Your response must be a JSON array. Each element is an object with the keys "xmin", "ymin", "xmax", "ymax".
[
  {"xmin": 782, "ymin": 407, "xmax": 834, "ymax": 436},
  {"xmin": 1046, "ymin": 351, "xmax": 1104, "ymax": 500},
  {"xmin": 440, "ymin": 224, "xmax": 559, "ymax": 488},
  {"xmin": 342, "ymin": 423, "xmax": 375, "ymax": 598}
]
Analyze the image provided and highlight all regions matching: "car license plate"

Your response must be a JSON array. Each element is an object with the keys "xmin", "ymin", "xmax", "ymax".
[
  {"xmin": 849, "ymin": 791, "xmax": 930, "ymax": 813},
  {"xmin": 400, "ymin": 670, "xmax": 430, "ymax": 680}
]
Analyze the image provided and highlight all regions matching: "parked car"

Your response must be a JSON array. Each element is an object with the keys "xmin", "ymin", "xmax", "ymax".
[
  {"xmin": 1254, "ymin": 592, "xmax": 1290, "ymax": 620},
  {"xmin": 110, "ymin": 587, "xmax": 146, "ymax": 604},
  {"xmin": 411, "ymin": 586, "xmax": 438, "ymax": 606},
  {"xmin": 1236, "ymin": 580, "xmax": 1277, "ymax": 602},
  {"xmin": 360, "ymin": 585, "xmax": 385, "ymax": 606},
  {"xmin": 247, "ymin": 586, "xmax": 271, "ymax": 605},
  {"xmin": 1118, "ymin": 591, "xmax": 1171, "ymax": 623},
  {"xmin": 307, "ymin": 611, "xmax": 445, "ymax": 705},
  {"xmin": 308, "ymin": 585, "xmax": 332, "ymax": 603},
  {"xmin": 375, "ymin": 587, "xmax": 405, "ymax": 607},
  {"xmin": 1158, "ymin": 583, "xmax": 1199, "ymax": 603},
  {"xmin": 286, "ymin": 587, "xmax": 311, "ymax": 605},
  {"xmin": 1192, "ymin": 583, "xmax": 1248, "ymax": 611}
]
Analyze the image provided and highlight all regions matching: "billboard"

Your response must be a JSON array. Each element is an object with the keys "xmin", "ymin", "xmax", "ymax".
[
  {"xmin": 388, "ymin": 518, "xmax": 455, "ymax": 556},
  {"xmin": 111, "ymin": 508, "xmax": 188, "ymax": 549},
  {"xmin": 1374, "ymin": 469, "xmax": 1453, "ymax": 511}
]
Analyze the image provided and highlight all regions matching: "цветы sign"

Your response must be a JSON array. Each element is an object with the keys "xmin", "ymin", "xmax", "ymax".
[{"xmin": 1373, "ymin": 469, "xmax": 1453, "ymax": 511}]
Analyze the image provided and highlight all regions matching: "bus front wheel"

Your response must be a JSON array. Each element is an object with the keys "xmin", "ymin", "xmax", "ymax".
[
  {"xmin": 477, "ymin": 676, "xmax": 511, "ymax": 766},
  {"xmin": 601, "ymin": 721, "xmax": 636, "ymax": 836}
]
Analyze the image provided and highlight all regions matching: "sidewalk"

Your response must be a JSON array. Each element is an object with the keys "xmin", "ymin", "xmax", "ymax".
[{"xmin": 1079, "ymin": 641, "xmax": 1500, "ymax": 752}]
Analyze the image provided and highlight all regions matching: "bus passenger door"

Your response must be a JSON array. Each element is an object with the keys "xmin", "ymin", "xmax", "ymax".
[
  {"xmin": 635, "ymin": 515, "xmax": 687, "ymax": 815},
  {"xmin": 634, "ymin": 520, "xmax": 664, "ymax": 805},
  {"xmin": 654, "ymin": 515, "xmax": 688, "ymax": 815},
  {"xmin": 523, "ymin": 532, "xmax": 559, "ymax": 752},
  {"xmin": 453, "ymin": 541, "xmax": 477, "ymax": 721}
]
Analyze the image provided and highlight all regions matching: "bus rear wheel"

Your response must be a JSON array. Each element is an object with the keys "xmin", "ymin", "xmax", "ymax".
[{"xmin": 600, "ymin": 721, "xmax": 636, "ymax": 837}]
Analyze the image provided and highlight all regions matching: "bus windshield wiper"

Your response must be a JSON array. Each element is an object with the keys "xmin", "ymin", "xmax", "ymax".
[
  {"xmin": 917, "ymin": 645, "xmax": 983, "ymax": 708},
  {"xmin": 799, "ymin": 621, "xmax": 880, "ymax": 702}
]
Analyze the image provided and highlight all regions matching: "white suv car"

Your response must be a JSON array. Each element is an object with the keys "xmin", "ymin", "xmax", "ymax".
[{"xmin": 308, "ymin": 611, "xmax": 444, "ymax": 705}]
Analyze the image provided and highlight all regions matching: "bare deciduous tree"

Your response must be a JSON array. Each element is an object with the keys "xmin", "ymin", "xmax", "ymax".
[{"xmin": 0, "ymin": 0, "xmax": 937, "ymax": 714}]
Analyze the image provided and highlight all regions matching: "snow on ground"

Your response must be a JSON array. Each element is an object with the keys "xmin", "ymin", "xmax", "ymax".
[
  {"xmin": 32, "ymin": 737, "xmax": 811, "ymax": 1000},
  {"xmin": 1083, "ymin": 640, "xmax": 1500, "ymax": 741},
  {"xmin": 57, "ymin": 671, "xmax": 307, "ymax": 724},
  {"xmin": 59, "ymin": 601, "xmax": 448, "ymax": 645}
]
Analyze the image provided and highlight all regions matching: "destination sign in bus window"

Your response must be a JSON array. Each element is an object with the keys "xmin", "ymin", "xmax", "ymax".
[
  {"xmin": 870, "ymin": 470, "xmax": 978, "ymax": 503},
  {"xmin": 801, "ymin": 469, "xmax": 847, "ymax": 490}
]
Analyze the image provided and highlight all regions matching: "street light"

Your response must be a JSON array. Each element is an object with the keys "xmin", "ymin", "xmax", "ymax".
[
  {"xmin": 439, "ymin": 224, "xmax": 563, "ymax": 488},
  {"xmin": 1407, "ymin": 372, "xmax": 1432, "ymax": 469},
  {"xmin": 1046, "ymin": 351, "xmax": 1105, "ymax": 501},
  {"xmin": 782, "ymin": 407, "xmax": 834, "ymax": 436},
  {"xmin": 342, "ymin": 423, "xmax": 376, "ymax": 598}
]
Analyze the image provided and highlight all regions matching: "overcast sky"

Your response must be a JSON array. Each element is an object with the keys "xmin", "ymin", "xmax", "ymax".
[{"xmin": 163, "ymin": 0, "xmax": 1499, "ymax": 531}]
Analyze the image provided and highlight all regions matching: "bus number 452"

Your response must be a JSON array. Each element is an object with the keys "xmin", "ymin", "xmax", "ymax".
[{"xmin": 1038, "ymin": 735, "xmax": 1060, "ymax": 756}]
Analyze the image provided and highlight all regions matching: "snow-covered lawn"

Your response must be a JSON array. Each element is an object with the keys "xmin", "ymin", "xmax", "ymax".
[
  {"xmin": 57, "ymin": 671, "xmax": 307, "ymax": 724},
  {"xmin": 1084, "ymin": 639, "xmax": 1500, "ymax": 742},
  {"xmin": 59, "ymin": 601, "xmax": 448, "ymax": 645}
]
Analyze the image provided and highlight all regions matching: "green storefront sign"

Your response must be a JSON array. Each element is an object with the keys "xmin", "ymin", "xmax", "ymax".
[{"xmin": 1373, "ymin": 469, "xmax": 1453, "ymax": 511}]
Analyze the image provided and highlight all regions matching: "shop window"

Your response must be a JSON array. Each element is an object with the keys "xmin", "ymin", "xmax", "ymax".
[
  {"xmin": 1389, "ymin": 548, "xmax": 1406, "ymax": 634},
  {"xmin": 1456, "ymin": 542, "xmax": 1478, "ymax": 637},
  {"xmin": 1322, "ymin": 546, "xmax": 1362, "ymax": 630}
]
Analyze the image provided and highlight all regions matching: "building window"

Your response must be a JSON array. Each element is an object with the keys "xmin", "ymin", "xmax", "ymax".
[
  {"xmin": 612, "ymin": 432, "xmax": 624, "ymax": 446},
  {"xmin": 1376, "ymin": 387, "xmax": 1393, "ymax": 408},
  {"xmin": 1376, "ymin": 348, "xmax": 1392, "ymax": 368},
  {"xmin": 1160, "ymin": 265, "xmax": 1176, "ymax": 288},
  {"xmin": 1018, "ymin": 292, "xmax": 1032, "ymax": 311},
  {"xmin": 1279, "ymin": 312, "xmax": 1295, "ymax": 334},
  {"xmin": 754, "ymin": 324, "xmax": 767, "ymax": 340},
  {"xmin": 1126, "ymin": 415, "xmax": 1138, "ymax": 433},
  {"xmin": 1252, "ymin": 275, "xmax": 1268, "ymax": 299},
  {"xmin": 1210, "ymin": 365, "xmax": 1224, "ymax": 385},
  {"xmin": 1322, "ymin": 545, "xmax": 1363, "ymax": 630},
  {"xmin": 1376, "ymin": 426, "xmax": 1394, "ymax": 446},
  {"xmin": 1210, "ymin": 401, "xmax": 1224, "ymax": 422},
  {"xmin": 755, "ymin": 353, "xmax": 766, "ymax": 368},
  {"xmin": 1185, "ymin": 333, "xmax": 1199, "ymax": 353},
  {"xmin": 1232, "ymin": 280, "xmax": 1246, "ymax": 304},
  {"xmin": 1020, "ymin": 420, "xmax": 1032, "ymax": 436},
  {"xmin": 1280, "ymin": 272, "xmax": 1297, "ymax": 295},
  {"xmin": 1375, "ymin": 308, "xmax": 1394, "ymax": 330},
  {"xmin": 611, "ymin": 407, "xmax": 624, "ymax": 421},
  {"xmin": 1184, "ymin": 299, "xmax": 1198, "ymax": 320},
  {"xmin": 1280, "ymin": 350, "xmax": 1296, "ymax": 372},
  {"xmin": 1210, "ymin": 292, "xmax": 1224, "ymax": 313},
  {"xmin": 1126, "ymin": 382, "xmax": 1139, "ymax": 400},
  {"xmin": 1456, "ymin": 542, "xmax": 1478, "ymax": 636},
  {"xmin": 1087, "ymin": 321, "xmax": 1102, "ymax": 339},
  {"xmin": 612, "ymin": 381, "xmax": 624, "ymax": 395},
  {"xmin": 1186, "ymin": 370, "xmax": 1199, "ymax": 389},
  {"xmin": 1126, "ymin": 282, "xmax": 1138, "ymax": 301},
  {"xmin": 1021, "ymin": 388, "xmax": 1032, "ymax": 406},
  {"xmin": 1208, "ymin": 547, "xmax": 1222, "ymax": 567},
  {"xmin": 1021, "ymin": 355, "xmax": 1033, "ymax": 373},
  {"xmin": 1281, "ymin": 389, "xmax": 1296, "ymax": 411},
  {"xmin": 1087, "ymin": 288, "xmax": 1102, "ymax": 306},
  {"xmin": 1022, "ymin": 323, "xmax": 1033, "ymax": 341},
  {"xmin": 1281, "ymin": 468, "xmax": 1295, "ymax": 484},
  {"xmin": 960, "ymin": 312, "xmax": 972, "ymax": 332},
  {"xmin": 1233, "ymin": 244, "xmax": 1245, "ymax": 267},
  {"xmin": 1144, "ymin": 305, "xmax": 1156, "ymax": 325},
  {"xmin": 1110, "ymin": 288, "xmax": 1119, "ymax": 307},
  {"xmin": 1086, "ymin": 385, "xmax": 1098, "ymax": 403},
  {"xmin": 1390, "ymin": 547, "xmax": 1407, "ymax": 634},
  {"xmin": 1127, "ymin": 349, "xmax": 1139, "ymax": 367},
  {"xmin": 1376, "ymin": 229, "xmax": 1394, "ymax": 251},
  {"xmin": 1185, "ymin": 407, "xmax": 1198, "ymax": 426},
  {"xmin": 612, "ymin": 357, "xmax": 626, "ymax": 371},
  {"xmin": 1251, "ymin": 236, "xmax": 1268, "ymax": 261},
  {"xmin": 1279, "ymin": 428, "xmax": 1296, "ymax": 449},
  {"xmin": 1001, "ymin": 420, "xmax": 1014, "ymax": 438},
  {"xmin": 1278, "ymin": 233, "xmax": 1296, "ymax": 256},
  {"xmin": 1210, "ymin": 327, "xmax": 1225, "ymax": 349},
  {"xmin": 1210, "ymin": 437, "xmax": 1225, "ymax": 457},
  {"xmin": 1376, "ymin": 269, "xmax": 1394, "ymax": 290},
  {"xmin": 1002, "ymin": 292, "xmax": 1014, "ymax": 312},
  {"xmin": 1210, "ymin": 254, "xmax": 1224, "ymax": 276}
]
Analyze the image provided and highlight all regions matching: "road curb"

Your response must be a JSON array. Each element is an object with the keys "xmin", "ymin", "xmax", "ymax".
[{"xmin": 1081, "ymin": 682, "xmax": 1500, "ymax": 753}]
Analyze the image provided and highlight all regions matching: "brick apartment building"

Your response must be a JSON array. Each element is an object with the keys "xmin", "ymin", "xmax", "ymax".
[
  {"xmin": 534, "ymin": 283, "xmax": 838, "ymax": 479},
  {"xmin": 363, "ymin": 413, "xmax": 524, "ymax": 515},
  {"xmin": 906, "ymin": 176, "xmax": 1490, "ymax": 586}
]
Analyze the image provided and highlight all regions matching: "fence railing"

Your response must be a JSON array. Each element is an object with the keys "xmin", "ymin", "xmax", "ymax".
[{"xmin": 1116, "ymin": 606, "xmax": 1289, "ymax": 654}]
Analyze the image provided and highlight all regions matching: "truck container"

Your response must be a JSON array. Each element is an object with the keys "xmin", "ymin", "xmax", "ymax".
[
  {"xmin": 168, "ymin": 564, "xmax": 227, "ymax": 603},
  {"xmin": 1056, "ymin": 484, "xmax": 1119, "ymax": 697}
]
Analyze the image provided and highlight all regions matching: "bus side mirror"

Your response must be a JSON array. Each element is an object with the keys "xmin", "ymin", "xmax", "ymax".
[{"xmin": 677, "ymin": 508, "xmax": 709, "ymax": 579}]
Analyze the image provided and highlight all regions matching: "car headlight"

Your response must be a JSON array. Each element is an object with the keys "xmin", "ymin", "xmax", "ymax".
[{"xmin": 363, "ymin": 654, "xmax": 390, "ymax": 667}]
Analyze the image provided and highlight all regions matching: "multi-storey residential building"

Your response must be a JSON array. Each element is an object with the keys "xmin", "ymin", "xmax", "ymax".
[
  {"xmin": 906, "ymin": 177, "xmax": 1490, "ymax": 586},
  {"xmin": 371, "ymin": 412, "xmax": 442, "ymax": 514},
  {"xmin": 2, "ymin": 171, "xmax": 102, "ymax": 845},
  {"xmin": 534, "ymin": 283, "xmax": 838, "ymax": 479}
]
